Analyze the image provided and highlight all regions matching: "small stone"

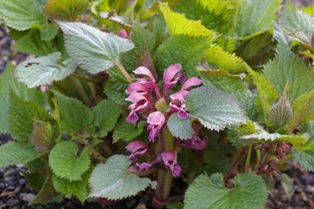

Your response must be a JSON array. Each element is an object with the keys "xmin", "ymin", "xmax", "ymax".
[
  {"xmin": 7, "ymin": 198, "xmax": 19, "ymax": 206},
  {"xmin": 21, "ymin": 193, "xmax": 36, "ymax": 202},
  {"xmin": 19, "ymin": 179, "xmax": 26, "ymax": 186},
  {"xmin": 7, "ymin": 186, "xmax": 16, "ymax": 191},
  {"xmin": 0, "ymin": 183, "xmax": 5, "ymax": 189}
]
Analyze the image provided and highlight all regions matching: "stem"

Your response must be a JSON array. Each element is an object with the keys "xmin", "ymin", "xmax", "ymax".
[
  {"xmin": 70, "ymin": 76, "xmax": 94, "ymax": 107},
  {"xmin": 71, "ymin": 73, "xmax": 98, "ymax": 83},
  {"xmin": 115, "ymin": 60, "xmax": 132, "ymax": 83},
  {"xmin": 245, "ymin": 145, "xmax": 252, "ymax": 171},
  {"xmin": 153, "ymin": 126, "xmax": 174, "ymax": 208},
  {"xmin": 224, "ymin": 148, "xmax": 247, "ymax": 180}
]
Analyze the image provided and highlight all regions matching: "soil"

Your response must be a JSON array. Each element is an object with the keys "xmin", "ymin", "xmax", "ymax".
[{"xmin": 1, "ymin": 1, "xmax": 314, "ymax": 208}]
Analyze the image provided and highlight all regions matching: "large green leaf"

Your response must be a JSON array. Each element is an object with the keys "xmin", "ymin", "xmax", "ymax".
[
  {"xmin": 204, "ymin": 45, "xmax": 249, "ymax": 74},
  {"xmin": 54, "ymin": 92, "xmax": 94, "ymax": 133},
  {"xmin": 13, "ymin": 29, "xmax": 58, "ymax": 56},
  {"xmin": 0, "ymin": 0, "xmax": 46, "ymax": 31},
  {"xmin": 43, "ymin": 0, "xmax": 89, "ymax": 21},
  {"xmin": 0, "ymin": 64, "xmax": 47, "ymax": 133},
  {"xmin": 89, "ymin": 155, "xmax": 157, "ymax": 200},
  {"xmin": 155, "ymin": 35, "xmax": 211, "ymax": 77},
  {"xmin": 49, "ymin": 141, "xmax": 90, "ymax": 181},
  {"xmin": 234, "ymin": 0, "xmax": 281, "ymax": 38},
  {"xmin": 263, "ymin": 42, "xmax": 314, "ymax": 102},
  {"xmin": 167, "ymin": 114, "xmax": 193, "ymax": 140},
  {"xmin": 293, "ymin": 148, "xmax": 314, "ymax": 172},
  {"xmin": 93, "ymin": 99, "xmax": 122, "ymax": 137},
  {"xmin": 52, "ymin": 168, "xmax": 92, "ymax": 203},
  {"xmin": 58, "ymin": 21, "xmax": 134, "ymax": 74},
  {"xmin": 9, "ymin": 93, "xmax": 51, "ymax": 144},
  {"xmin": 174, "ymin": 0, "xmax": 231, "ymax": 34},
  {"xmin": 184, "ymin": 172, "xmax": 267, "ymax": 209},
  {"xmin": 197, "ymin": 69, "xmax": 252, "ymax": 110},
  {"xmin": 15, "ymin": 52, "xmax": 76, "ymax": 88},
  {"xmin": 185, "ymin": 87, "xmax": 247, "ymax": 131},
  {"xmin": 0, "ymin": 142, "xmax": 39, "ymax": 169},
  {"xmin": 159, "ymin": 3, "xmax": 216, "ymax": 42},
  {"xmin": 282, "ymin": 0, "xmax": 314, "ymax": 38}
]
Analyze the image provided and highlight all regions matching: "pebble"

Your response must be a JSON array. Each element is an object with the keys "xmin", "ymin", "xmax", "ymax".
[{"xmin": 19, "ymin": 178, "xmax": 26, "ymax": 186}]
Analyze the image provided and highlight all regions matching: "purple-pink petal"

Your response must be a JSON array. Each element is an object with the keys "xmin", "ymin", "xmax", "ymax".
[
  {"xmin": 163, "ymin": 64, "xmax": 182, "ymax": 83},
  {"xmin": 182, "ymin": 77, "xmax": 202, "ymax": 90},
  {"xmin": 126, "ymin": 111, "xmax": 139, "ymax": 124},
  {"xmin": 117, "ymin": 29, "xmax": 128, "ymax": 39},
  {"xmin": 134, "ymin": 66, "xmax": 155, "ymax": 80},
  {"xmin": 161, "ymin": 151, "xmax": 181, "ymax": 178},
  {"xmin": 136, "ymin": 162, "xmax": 152, "ymax": 171},
  {"xmin": 183, "ymin": 136, "xmax": 208, "ymax": 150},
  {"xmin": 126, "ymin": 141, "xmax": 149, "ymax": 162},
  {"xmin": 126, "ymin": 83, "xmax": 148, "ymax": 95},
  {"xmin": 147, "ymin": 111, "xmax": 165, "ymax": 143}
]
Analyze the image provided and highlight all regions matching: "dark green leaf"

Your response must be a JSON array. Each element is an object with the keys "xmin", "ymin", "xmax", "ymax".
[
  {"xmin": 167, "ymin": 114, "xmax": 193, "ymax": 140},
  {"xmin": 113, "ymin": 119, "xmax": 146, "ymax": 142},
  {"xmin": 93, "ymin": 100, "xmax": 122, "ymax": 137}
]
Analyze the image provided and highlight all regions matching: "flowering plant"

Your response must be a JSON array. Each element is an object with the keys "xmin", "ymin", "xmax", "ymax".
[{"xmin": 1, "ymin": 0, "xmax": 314, "ymax": 208}]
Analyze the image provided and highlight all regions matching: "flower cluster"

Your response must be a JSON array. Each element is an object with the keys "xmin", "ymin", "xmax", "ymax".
[{"xmin": 125, "ymin": 64, "xmax": 202, "ymax": 177}]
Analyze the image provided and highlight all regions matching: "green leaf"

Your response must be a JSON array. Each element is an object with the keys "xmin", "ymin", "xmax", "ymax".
[
  {"xmin": 89, "ymin": 155, "xmax": 157, "ymax": 200},
  {"xmin": 167, "ymin": 114, "xmax": 193, "ymax": 140},
  {"xmin": 0, "ymin": 0, "xmax": 46, "ymax": 31},
  {"xmin": 159, "ymin": 3, "xmax": 216, "ymax": 42},
  {"xmin": 32, "ymin": 170, "xmax": 55, "ymax": 204},
  {"xmin": 285, "ymin": 89, "xmax": 314, "ymax": 132},
  {"xmin": 228, "ymin": 121, "xmax": 258, "ymax": 149},
  {"xmin": 174, "ymin": 0, "xmax": 231, "ymax": 34},
  {"xmin": 155, "ymin": 35, "xmax": 211, "ymax": 77},
  {"xmin": 282, "ymin": 0, "xmax": 314, "ymax": 38},
  {"xmin": 120, "ymin": 23, "xmax": 156, "ymax": 72},
  {"xmin": 104, "ymin": 67, "xmax": 129, "ymax": 105},
  {"xmin": 247, "ymin": 67, "xmax": 278, "ymax": 120},
  {"xmin": 54, "ymin": 92, "xmax": 94, "ymax": 133},
  {"xmin": 113, "ymin": 119, "xmax": 146, "ymax": 142},
  {"xmin": 240, "ymin": 125, "xmax": 309, "ymax": 149},
  {"xmin": 15, "ymin": 52, "xmax": 76, "ymax": 88},
  {"xmin": 178, "ymin": 149, "xmax": 202, "ymax": 175},
  {"xmin": 197, "ymin": 69, "xmax": 252, "ymax": 112},
  {"xmin": 40, "ymin": 23, "xmax": 59, "ymax": 41},
  {"xmin": 0, "ymin": 64, "xmax": 47, "ymax": 133},
  {"xmin": 185, "ymin": 87, "xmax": 247, "ymax": 131},
  {"xmin": 0, "ymin": 142, "xmax": 39, "ymax": 169},
  {"xmin": 204, "ymin": 45, "xmax": 248, "ymax": 74},
  {"xmin": 58, "ymin": 21, "xmax": 134, "ymax": 74},
  {"xmin": 268, "ymin": 84, "xmax": 293, "ymax": 130},
  {"xmin": 293, "ymin": 147, "xmax": 314, "ymax": 172},
  {"xmin": 9, "ymin": 93, "xmax": 51, "ymax": 144},
  {"xmin": 53, "ymin": 167, "xmax": 92, "ymax": 203},
  {"xmin": 30, "ymin": 120, "xmax": 57, "ymax": 153},
  {"xmin": 301, "ymin": 5, "xmax": 314, "ymax": 16},
  {"xmin": 184, "ymin": 172, "xmax": 267, "ymax": 209},
  {"xmin": 234, "ymin": 0, "xmax": 281, "ymax": 38},
  {"xmin": 93, "ymin": 100, "xmax": 122, "ymax": 137},
  {"xmin": 280, "ymin": 173, "xmax": 294, "ymax": 199},
  {"xmin": 13, "ymin": 29, "xmax": 58, "ymax": 56},
  {"xmin": 49, "ymin": 141, "xmax": 90, "ymax": 181},
  {"xmin": 43, "ymin": 0, "xmax": 89, "ymax": 21},
  {"xmin": 264, "ymin": 42, "xmax": 314, "ymax": 102}
]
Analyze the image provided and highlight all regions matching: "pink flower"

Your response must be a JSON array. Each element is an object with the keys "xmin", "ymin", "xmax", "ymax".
[
  {"xmin": 147, "ymin": 111, "xmax": 165, "ymax": 142},
  {"xmin": 161, "ymin": 151, "xmax": 181, "ymax": 178},
  {"xmin": 126, "ymin": 141, "xmax": 150, "ymax": 162},
  {"xmin": 126, "ymin": 92, "xmax": 149, "ymax": 123},
  {"xmin": 182, "ymin": 136, "xmax": 208, "ymax": 150},
  {"xmin": 163, "ymin": 64, "xmax": 186, "ymax": 98},
  {"xmin": 169, "ymin": 93, "xmax": 189, "ymax": 119},
  {"xmin": 129, "ymin": 162, "xmax": 152, "ymax": 172},
  {"xmin": 134, "ymin": 66, "xmax": 161, "ymax": 98},
  {"xmin": 176, "ymin": 77, "xmax": 202, "ymax": 98},
  {"xmin": 169, "ymin": 77, "xmax": 202, "ymax": 119}
]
